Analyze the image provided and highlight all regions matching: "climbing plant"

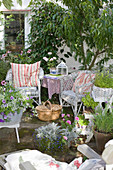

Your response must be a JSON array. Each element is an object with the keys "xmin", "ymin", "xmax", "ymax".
[{"xmin": 27, "ymin": 0, "xmax": 72, "ymax": 73}]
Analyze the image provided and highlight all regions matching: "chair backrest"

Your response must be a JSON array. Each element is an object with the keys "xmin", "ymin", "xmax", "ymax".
[{"xmin": 5, "ymin": 67, "xmax": 44, "ymax": 87}]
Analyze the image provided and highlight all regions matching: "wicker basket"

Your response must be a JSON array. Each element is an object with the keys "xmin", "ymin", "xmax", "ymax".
[{"xmin": 36, "ymin": 100, "xmax": 62, "ymax": 121}]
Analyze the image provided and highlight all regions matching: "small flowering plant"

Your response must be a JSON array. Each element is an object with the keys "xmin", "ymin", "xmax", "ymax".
[
  {"xmin": 0, "ymin": 80, "xmax": 34, "ymax": 122},
  {"xmin": 1, "ymin": 49, "xmax": 33, "ymax": 64},
  {"xmin": 93, "ymin": 102, "xmax": 113, "ymax": 133},
  {"xmin": 33, "ymin": 122, "xmax": 66, "ymax": 154},
  {"xmin": 43, "ymin": 52, "xmax": 58, "ymax": 69},
  {"xmin": 61, "ymin": 113, "xmax": 80, "ymax": 147}
]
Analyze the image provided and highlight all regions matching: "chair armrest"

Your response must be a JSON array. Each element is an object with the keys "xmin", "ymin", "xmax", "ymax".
[
  {"xmin": 39, "ymin": 67, "xmax": 44, "ymax": 80},
  {"xmin": 5, "ymin": 68, "xmax": 13, "ymax": 84}
]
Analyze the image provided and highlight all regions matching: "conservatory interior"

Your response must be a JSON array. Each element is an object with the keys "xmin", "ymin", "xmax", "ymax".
[{"xmin": 0, "ymin": 0, "xmax": 113, "ymax": 170}]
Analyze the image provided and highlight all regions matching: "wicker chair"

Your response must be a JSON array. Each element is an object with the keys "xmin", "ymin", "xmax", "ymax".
[{"xmin": 59, "ymin": 70, "xmax": 95, "ymax": 118}]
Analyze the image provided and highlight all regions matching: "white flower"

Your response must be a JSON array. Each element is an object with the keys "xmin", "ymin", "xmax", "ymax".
[
  {"xmin": 50, "ymin": 58, "xmax": 54, "ymax": 61},
  {"xmin": 48, "ymin": 52, "xmax": 52, "ymax": 55},
  {"xmin": 53, "ymin": 57, "xmax": 56, "ymax": 60},
  {"xmin": 43, "ymin": 57, "xmax": 48, "ymax": 62}
]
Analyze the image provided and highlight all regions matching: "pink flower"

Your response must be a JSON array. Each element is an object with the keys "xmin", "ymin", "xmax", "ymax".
[
  {"xmin": 61, "ymin": 114, "xmax": 65, "ymax": 117},
  {"xmin": 75, "ymin": 117, "xmax": 79, "ymax": 121},
  {"xmin": 27, "ymin": 49, "xmax": 31, "ymax": 53},
  {"xmin": 6, "ymin": 51, "xmax": 11, "ymax": 54},
  {"xmin": 63, "ymin": 136, "xmax": 68, "ymax": 140},
  {"xmin": 67, "ymin": 114, "xmax": 70, "ymax": 117},
  {"xmin": 1, "ymin": 53, "xmax": 7, "ymax": 59},
  {"xmin": 1, "ymin": 80, "xmax": 6, "ymax": 86},
  {"xmin": 21, "ymin": 51, "xmax": 23, "ymax": 55},
  {"xmin": 63, "ymin": 118, "xmax": 65, "ymax": 121},
  {"xmin": 66, "ymin": 120, "xmax": 71, "ymax": 124}
]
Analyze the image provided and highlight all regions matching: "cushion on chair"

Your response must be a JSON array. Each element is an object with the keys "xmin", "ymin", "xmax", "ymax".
[
  {"xmin": 72, "ymin": 72, "xmax": 95, "ymax": 94},
  {"xmin": 61, "ymin": 90, "xmax": 83, "ymax": 106},
  {"xmin": 11, "ymin": 62, "xmax": 41, "ymax": 88},
  {"xmin": 17, "ymin": 86, "xmax": 39, "ymax": 97}
]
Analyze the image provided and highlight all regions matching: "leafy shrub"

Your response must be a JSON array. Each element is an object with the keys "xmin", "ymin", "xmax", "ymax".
[
  {"xmin": 81, "ymin": 92, "xmax": 98, "ymax": 110},
  {"xmin": 0, "ymin": 60, "xmax": 10, "ymax": 83},
  {"xmin": 94, "ymin": 69, "xmax": 113, "ymax": 88}
]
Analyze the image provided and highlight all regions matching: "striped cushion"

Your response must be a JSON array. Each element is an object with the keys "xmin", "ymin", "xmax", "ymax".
[
  {"xmin": 73, "ymin": 72, "xmax": 95, "ymax": 94},
  {"xmin": 11, "ymin": 62, "xmax": 41, "ymax": 87}
]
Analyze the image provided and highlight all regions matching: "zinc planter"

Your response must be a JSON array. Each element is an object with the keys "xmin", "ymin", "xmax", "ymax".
[{"xmin": 93, "ymin": 130, "xmax": 113, "ymax": 153}]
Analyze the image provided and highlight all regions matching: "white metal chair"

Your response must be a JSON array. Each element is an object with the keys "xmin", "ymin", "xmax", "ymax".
[
  {"xmin": 5, "ymin": 67, "xmax": 44, "ymax": 106},
  {"xmin": 59, "ymin": 70, "xmax": 95, "ymax": 118}
]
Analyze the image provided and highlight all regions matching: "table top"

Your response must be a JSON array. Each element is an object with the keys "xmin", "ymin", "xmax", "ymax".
[{"xmin": 44, "ymin": 74, "xmax": 64, "ymax": 80}]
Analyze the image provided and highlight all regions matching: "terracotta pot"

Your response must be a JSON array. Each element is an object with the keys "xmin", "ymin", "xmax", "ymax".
[{"xmin": 93, "ymin": 130, "xmax": 113, "ymax": 153}]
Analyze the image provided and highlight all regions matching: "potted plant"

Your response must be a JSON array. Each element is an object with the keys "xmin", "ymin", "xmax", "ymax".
[
  {"xmin": 0, "ymin": 80, "xmax": 34, "ymax": 122},
  {"xmin": 93, "ymin": 69, "xmax": 113, "ymax": 101},
  {"xmin": 81, "ymin": 92, "xmax": 98, "ymax": 119},
  {"xmin": 93, "ymin": 102, "xmax": 113, "ymax": 153},
  {"xmin": 43, "ymin": 52, "xmax": 58, "ymax": 74}
]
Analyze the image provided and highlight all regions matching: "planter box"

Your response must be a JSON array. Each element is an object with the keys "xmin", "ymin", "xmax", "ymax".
[{"xmin": 92, "ymin": 85, "xmax": 113, "ymax": 102}]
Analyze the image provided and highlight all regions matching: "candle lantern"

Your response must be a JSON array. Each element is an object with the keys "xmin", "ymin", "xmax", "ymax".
[{"xmin": 56, "ymin": 61, "xmax": 68, "ymax": 75}]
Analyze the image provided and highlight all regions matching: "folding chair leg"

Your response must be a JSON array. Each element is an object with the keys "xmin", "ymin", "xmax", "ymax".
[
  {"xmin": 15, "ymin": 127, "xmax": 20, "ymax": 143},
  {"xmin": 78, "ymin": 102, "xmax": 82, "ymax": 114},
  {"xmin": 72, "ymin": 103, "xmax": 78, "ymax": 118}
]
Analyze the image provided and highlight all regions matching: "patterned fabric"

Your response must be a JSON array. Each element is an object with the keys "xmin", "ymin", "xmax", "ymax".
[
  {"xmin": 11, "ymin": 62, "xmax": 41, "ymax": 87},
  {"xmin": 42, "ymin": 78, "xmax": 61, "ymax": 99},
  {"xmin": 72, "ymin": 72, "xmax": 95, "ymax": 94},
  {"xmin": 4, "ymin": 150, "xmax": 82, "ymax": 170}
]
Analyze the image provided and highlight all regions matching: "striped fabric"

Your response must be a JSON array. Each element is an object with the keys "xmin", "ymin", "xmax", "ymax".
[
  {"xmin": 73, "ymin": 72, "xmax": 95, "ymax": 94},
  {"xmin": 11, "ymin": 62, "xmax": 41, "ymax": 87}
]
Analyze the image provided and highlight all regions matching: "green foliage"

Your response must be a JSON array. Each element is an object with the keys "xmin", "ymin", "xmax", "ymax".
[
  {"xmin": 28, "ymin": 0, "xmax": 72, "ymax": 73},
  {"xmin": 93, "ymin": 103, "xmax": 113, "ymax": 133},
  {"xmin": 0, "ymin": 60, "xmax": 10, "ymax": 82},
  {"xmin": 81, "ymin": 92, "xmax": 98, "ymax": 110},
  {"xmin": 94, "ymin": 69, "xmax": 113, "ymax": 88},
  {"xmin": 60, "ymin": 0, "xmax": 113, "ymax": 70},
  {"xmin": 78, "ymin": 115, "xmax": 89, "ymax": 126},
  {"xmin": 2, "ymin": 0, "xmax": 22, "ymax": 10}
]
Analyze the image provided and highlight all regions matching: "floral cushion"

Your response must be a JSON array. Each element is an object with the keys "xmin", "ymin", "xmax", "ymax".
[
  {"xmin": 72, "ymin": 72, "xmax": 95, "ymax": 94},
  {"xmin": 11, "ymin": 62, "xmax": 41, "ymax": 87}
]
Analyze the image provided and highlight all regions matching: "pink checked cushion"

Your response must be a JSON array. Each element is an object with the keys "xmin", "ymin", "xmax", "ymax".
[
  {"xmin": 72, "ymin": 72, "xmax": 95, "ymax": 94},
  {"xmin": 11, "ymin": 61, "xmax": 41, "ymax": 87}
]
